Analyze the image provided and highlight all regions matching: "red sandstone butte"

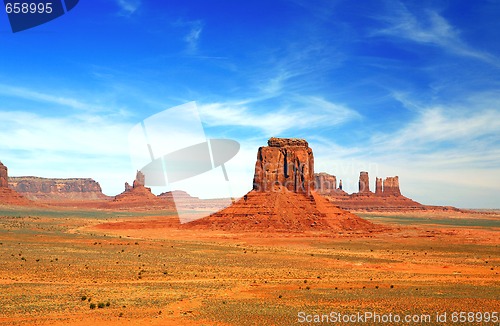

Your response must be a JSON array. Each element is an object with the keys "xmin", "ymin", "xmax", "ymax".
[
  {"xmin": 0, "ymin": 161, "xmax": 32, "ymax": 206},
  {"xmin": 105, "ymin": 171, "xmax": 173, "ymax": 209},
  {"xmin": 185, "ymin": 138, "xmax": 374, "ymax": 232},
  {"xmin": 253, "ymin": 137, "xmax": 314, "ymax": 194},
  {"xmin": 314, "ymin": 172, "xmax": 348, "ymax": 196},
  {"xmin": 358, "ymin": 171, "xmax": 370, "ymax": 193},
  {"xmin": 328, "ymin": 171, "xmax": 424, "ymax": 211}
]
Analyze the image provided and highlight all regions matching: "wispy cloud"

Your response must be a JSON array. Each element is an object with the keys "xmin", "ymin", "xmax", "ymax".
[
  {"xmin": 0, "ymin": 111, "xmax": 131, "ymax": 156},
  {"xmin": 115, "ymin": 0, "xmax": 141, "ymax": 16},
  {"xmin": 198, "ymin": 96, "xmax": 361, "ymax": 135},
  {"xmin": 375, "ymin": 1, "xmax": 499, "ymax": 67},
  {"xmin": 0, "ymin": 84, "xmax": 100, "ymax": 112},
  {"xmin": 370, "ymin": 92, "xmax": 500, "ymax": 161},
  {"xmin": 184, "ymin": 21, "xmax": 203, "ymax": 54},
  {"xmin": 0, "ymin": 83, "xmax": 133, "ymax": 118},
  {"xmin": 172, "ymin": 20, "xmax": 204, "ymax": 55}
]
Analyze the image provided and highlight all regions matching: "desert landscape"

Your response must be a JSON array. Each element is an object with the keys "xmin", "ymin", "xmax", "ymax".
[{"xmin": 0, "ymin": 138, "xmax": 498, "ymax": 325}]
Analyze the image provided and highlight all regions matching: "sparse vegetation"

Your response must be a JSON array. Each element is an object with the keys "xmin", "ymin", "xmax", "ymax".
[{"xmin": 0, "ymin": 207, "xmax": 497, "ymax": 324}]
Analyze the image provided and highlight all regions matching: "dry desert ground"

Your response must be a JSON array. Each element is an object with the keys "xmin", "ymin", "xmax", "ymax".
[{"xmin": 0, "ymin": 205, "xmax": 498, "ymax": 325}]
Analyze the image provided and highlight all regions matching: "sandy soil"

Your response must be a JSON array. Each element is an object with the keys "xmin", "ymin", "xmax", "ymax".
[{"xmin": 0, "ymin": 205, "xmax": 498, "ymax": 325}]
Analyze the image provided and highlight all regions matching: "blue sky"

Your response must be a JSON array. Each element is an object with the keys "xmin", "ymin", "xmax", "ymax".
[{"xmin": 0, "ymin": 0, "xmax": 499, "ymax": 208}]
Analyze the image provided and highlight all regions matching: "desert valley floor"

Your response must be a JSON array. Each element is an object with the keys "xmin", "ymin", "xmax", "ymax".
[{"xmin": 0, "ymin": 205, "xmax": 498, "ymax": 325}]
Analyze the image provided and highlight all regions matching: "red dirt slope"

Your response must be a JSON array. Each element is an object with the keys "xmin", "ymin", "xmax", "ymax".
[{"xmin": 184, "ymin": 185, "xmax": 374, "ymax": 232}]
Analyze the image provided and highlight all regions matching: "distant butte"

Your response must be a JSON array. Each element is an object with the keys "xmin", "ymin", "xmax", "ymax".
[
  {"xmin": 185, "ymin": 137, "xmax": 375, "ymax": 232},
  {"xmin": 314, "ymin": 171, "xmax": 426, "ymax": 211},
  {"xmin": 106, "ymin": 170, "xmax": 174, "ymax": 209}
]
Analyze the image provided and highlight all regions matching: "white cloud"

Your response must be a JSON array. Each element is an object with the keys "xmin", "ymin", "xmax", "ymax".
[
  {"xmin": 198, "ymin": 96, "xmax": 361, "ymax": 135},
  {"xmin": 184, "ymin": 22, "xmax": 203, "ymax": 54},
  {"xmin": 115, "ymin": 0, "xmax": 141, "ymax": 16},
  {"xmin": 0, "ymin": 84, "xmax": 106, "ymax": 112},
  {"xmin": 0, "ymin": 110, "xmax": 134, "ymax": 195},
  {"xmin": 376, "ymin": 2, "xmax": 499, "ymax": 67}
]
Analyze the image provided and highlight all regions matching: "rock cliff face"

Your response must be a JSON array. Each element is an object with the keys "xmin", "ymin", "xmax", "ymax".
[
  {"xmin": 8, "ymin": 176, "xmax": 107, "ymax": 201},
  {"xmin": 0, "ymin": 162, "xmax": 8, "ymax": 188},
  {"xmin": 253, "ymin": 137, "xmax": 314, "ymax": 194}
]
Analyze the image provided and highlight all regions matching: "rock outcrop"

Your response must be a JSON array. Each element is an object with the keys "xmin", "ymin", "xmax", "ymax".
[
  {"xmin": 358, "ymin": 171, "xmax": 370, "ymax": 193},
  {"xmin": 382, "ymin": 176, "xmax": 401, "ymax": 196},
  {"xmin": 375, "ymin": 177, "xmax": 383, "ymax": 195},
  {"xmin": 253, "ymin": 137, "xmax": 314, "ymax": 194},
  {"xmin": 107, "ymin": 171, "xmax": 173, "ymax": 210},
  {"xmin": 9, "ymin": 176, "xmax": 107, "ymax": 201},
  {"xmin": 326, "ymin": 171, "xmax": 423, "ymax": 211},
  {"xmin": 0, "ymin": 162, "xmax": 8, "ymax": 188},
  {"xmin": 133, "ymin": 171, "xmax": 145, "ymax": 188},
  {"xmin": 0, "ymin": 162, "xmax": 32, "ymax": 205},
  {"xmin": 186, "ymin": 138, "xmax": 374, "ymax": 232},
  {"xmin": 315, "ymin": 172, "xmax": 336, "ymax": 194},
  {"xmin": 314, "ymin": 172, "xmax": 348, "ymax": 196}
]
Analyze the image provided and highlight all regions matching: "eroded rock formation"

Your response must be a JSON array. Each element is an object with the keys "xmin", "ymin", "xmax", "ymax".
[
  {"xmin": 375, "ymin": 177, "xmax": 383, "ymax": 195},
  {"xmin": 358, "ymin": 171, "xmax": 370, "ymax": 193},
  {"xmin": 383, "ymin": 176, "xmax": 401, "ymax": 196},
  {"xmin": 315, "ymin": 172, "xmax": 336, "ymax": 194},
  {"xmin": 108, "ymin": 171, "xmax": 173, "ymax": 210},
  {"xmin": 132, "ymin": 170, "xmax": 145, "ymax": 188},
  {"xmin": 327, "ymin": 171, "xmax": 422, "ymax": 211},
  {"xmin": 186, "ymin": 138, "xmax": 374, "ymax": 232},
  {"xmin": 8, "ymin": 176, "xmax": 107, "ymax": 201},
  {"xmin": 0, "ymin": 162, "xmax": 32, "ymax": 205},
  {"xmin": 253, "ymin": 137, "xmax": 314, "ymax": 194},
  {"xmin": 0, "ymin": 162, "xmax": 8, "ymax": 188}
]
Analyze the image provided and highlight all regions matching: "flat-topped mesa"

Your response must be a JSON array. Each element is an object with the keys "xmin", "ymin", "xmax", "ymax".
[
  {"xmin": 358, "ymin": 171, "xmax": 370, "ymax": 193},
  {"xmin": 382, "ymin": 176, "xmax": 401, "ymax": 196},
  {"xmin": 8, "ymin": 176, "xmax": 107, "ymax": 201},
  {"xmin": 0, "ymin": 162, "xmax": 7, "ymax": 188},
  {"xmin": 253, "ymin": 137, "xmax": 314, "ymax": 194}
]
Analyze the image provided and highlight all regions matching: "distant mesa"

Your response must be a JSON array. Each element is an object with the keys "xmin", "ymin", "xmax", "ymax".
[
  {"xmin": 185, "ymin": 137, "xmax": 375, "ymax": 232},
  {"xmin": 0, "ymin": 161, "xmax": 32, "ymax": 206},
  {"xmin": 9, "ymin": 175, "xmax": 108, "ymax": 201}
]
